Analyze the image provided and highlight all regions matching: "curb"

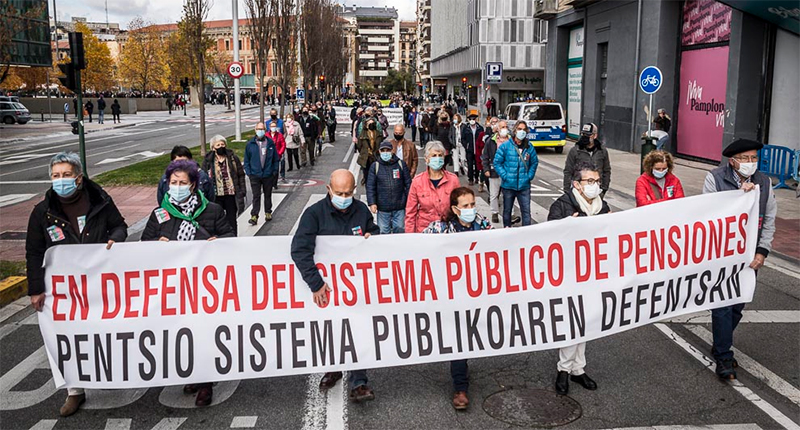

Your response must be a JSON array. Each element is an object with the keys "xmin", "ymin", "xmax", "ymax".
[
  {"xmin": 0, "ymin": 276, "xmax": 27, "ymax": 307},
  {"xmin": 1, "ymin": 122, "xmax": 140, "ymax": 144}
]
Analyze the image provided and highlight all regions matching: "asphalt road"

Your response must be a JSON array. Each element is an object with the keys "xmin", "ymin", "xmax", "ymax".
[{"xmin": 0, "ymin": 125, "xmax": 798, "ymax": 430}]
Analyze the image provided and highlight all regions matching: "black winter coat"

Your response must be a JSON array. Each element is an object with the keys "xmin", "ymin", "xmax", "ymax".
[
  {"xmin": 202, "ymin": 149, "xmax": 247, "ymax": 214},
  {"xmin": 290, "ymin": 197, "xmax": 379, "ymax": 292},
  {"xmin": 26, "ymin": 179, "xmax": 128, "ymax": 295},
  {"xmin": 436, "ymin": 121, "xmax": 453, "ymax": 151},
  {"xmin": 366, "ymin": 155, "xmax": 411, "ymax": 212},
  {"xmin": 141, "ymin": 196, "xmax": 235, "ymax": 241},
  {"xmin": 547, "ymin": 191, "xmax": 611, "ymax": 221}
]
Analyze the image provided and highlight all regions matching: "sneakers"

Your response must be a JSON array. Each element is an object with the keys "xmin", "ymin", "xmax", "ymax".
[
  {"xmin": 60, "ymin": 393, "xmax": 86, "ymax": 417},
  {"xmin": 248, "ymin": 216, "xmax": 258, "ymax": 225},
  {"xmin": 264, "ymin": 213, "xmax": 273, "ymax": 222},
  {"xmin": 478, "ymin": 183, "xmax": 484, "ymax": 192}
]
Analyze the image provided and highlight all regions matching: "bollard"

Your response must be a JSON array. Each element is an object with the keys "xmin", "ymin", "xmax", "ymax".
[
  {"xmin": 640, "ymin": 136, "xmax": 657, "ymax": 174},
  {"xmin": 64, "ymin": 112, "xmax": 68, "ymax": 122},
  {"xmin": 41, "ymin": 112, "xmax": 45, "ymax": 122}
]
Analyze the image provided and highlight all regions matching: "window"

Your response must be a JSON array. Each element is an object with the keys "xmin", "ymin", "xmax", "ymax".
[
  {"xmin": 238, "ymin": 40, "xmax": 242, "ymax": 50},
  {"xmin": 225, "ymin": 40, "xmax": 230, "ymax": 50},
  {"xmin": 597, "ymin": 43, "xmax": 609, "ymax": 127},
  {"xmin": 523, "ymin": 105, "xmax": 563, "ymax": 121},
  {"xmin": 271, "ymin": 61, "xmax": 277, "ymax": 75}
]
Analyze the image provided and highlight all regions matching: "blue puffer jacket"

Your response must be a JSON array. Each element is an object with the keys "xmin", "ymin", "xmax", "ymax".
[
  {"xmin": 244, "ymin": 136, "xmax": 280, "ymax": 178},
  {"xmin": 494, "ymin": 139, "xmax": 539, "ymax": 191},
  {"xmin": 366, "ymin": 155, "xmax": 412, "ymax": 212}
]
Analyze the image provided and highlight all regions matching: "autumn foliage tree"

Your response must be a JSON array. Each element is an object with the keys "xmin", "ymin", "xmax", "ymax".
[
  {"xmin": 117, "ymin": 17, "xmax": 169, "ymax": 93},
  {"xmin": 73, "ymin": 22, "xmax": 115, "ymax": 92}
]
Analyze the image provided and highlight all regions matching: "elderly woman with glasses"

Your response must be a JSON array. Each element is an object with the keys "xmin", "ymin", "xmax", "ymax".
[{"xmin": 202, "ymin": 135, "xmax": 246, "ymax": 236}]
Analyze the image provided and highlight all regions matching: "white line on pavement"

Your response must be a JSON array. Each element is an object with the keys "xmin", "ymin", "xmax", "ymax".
[
  {"xmin": 230, "ymin": 416, "xmax": 258, "ymax": 428},
  {"xmin": 290, "ymin": 195, "xmax": 325, "ymax": 235},
  {"xmin": 28, "ymin": 420, "xmax": 58, "ymax": 430},
  {"xmin": 669, "ymin": 310, "xmax": 800, "ymax": 324},
  {"xmin": 0, "ymin": 180, "xmax": 52, "ymax": 184},
  {"xmin": 151, "ymin": 418, "xmax": 188, "ymax": 430},
  {"xmin": 685, "ymin": 324, "xmax": 800, "ymax": 407},
  {"xmin": 235, "ymin": 193, "xmax": 287, "ymax": 237},
  {"xmin": 654, "ymin": 323, "xmax": 800, "ymax": 430},
  {"xmin": 104, "ymin": 418, "xmax": 132, "ymax": 430},
  {"xmin": 342, "ymin": 142, "xmax": 354, "ymax": 163},
  {"xmin": 764, "ymin": 255, "xmax": 800, "ymax": 280},
  {"xmin": 0, "ymin": 193, "xmax": 36, "ymax": 207},
  {"xmin": 0, "ymin": 297, "xmax": 29, "ymax": 324}
]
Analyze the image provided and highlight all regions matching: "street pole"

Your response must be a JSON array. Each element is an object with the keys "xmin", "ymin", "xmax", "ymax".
[
  {"xmin": 647, "ymin": 93, "xmax": 653, "ymax": 137},
  {"xmin": 232, "ymin": 0, "xmax": 242, "ymax": 141},
  {"xmin": 75, "ymin": 69, "xmax": 87, "ymax": 177}
]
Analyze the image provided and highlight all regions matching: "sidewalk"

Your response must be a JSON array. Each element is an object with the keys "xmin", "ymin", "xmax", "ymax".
[
  {"xmin": 0, "ymin": 186, "xmax": 156, "ymax": 262},
  {"xmin": 538, "ymin": 141, "xmax": 799, "ymax": 261}
]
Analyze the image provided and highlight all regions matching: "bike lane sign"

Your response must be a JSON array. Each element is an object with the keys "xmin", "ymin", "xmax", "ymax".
[{"xmin": 639, "ymin": 66, "xmax": 662, "ymax": 94}]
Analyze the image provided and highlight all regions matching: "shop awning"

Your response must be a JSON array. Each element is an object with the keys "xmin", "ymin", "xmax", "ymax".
[{"xmin": 717, "ymin": 0, "xmax": 799, "ymax": 35}]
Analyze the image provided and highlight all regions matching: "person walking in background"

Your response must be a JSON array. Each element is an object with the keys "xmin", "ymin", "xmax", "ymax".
[
  {"xmin": 298, "ymin": 107, "xmax": 319, "ymax": 166},
  {"xmin": 405, "ymin": 141, "xmax": 460, "ymax": 233},
  {"xmin": 422, "ymin": 186, "xmax": 493, "ymax": 410},
  {"xmin": 460, "ymin": 113, "xmax": 483, "ymax": 186},
  {"xmin": 563, "ymin": 123, "xmax": 612, "ymax": 197},
  {"xmin": 291, "ymin": 169, "xmax": 379, "ymax": 403},
  {"xmin": 494, "ymin": 120, "xmax": 538, "ymax": 227},
  {"xmin": 635, "ymin": 150, "xmax": 684, "ymax": 207},
  {"xmin": 481, "ymin": 120, "xmax": 505, "ymax": 224},
  {"xmin": 167, "ymin": 96, "xmax": 173, "ymax": 114},
  {"xmin": 111, "ymin": 99, "xmax": 121, "ymax": 123},
  {"xmin": 654, "ymin": 108, "xmax": 671, "ymax": 133},
  {"xmin": 549, "ymin": 162, "xmax": 610, "ymax": 396},
  {"xmin": 325, "ymin": 103, "xmax": 337, "ymax": 143},
  {"xmin": 26, "ymin": 152, "xmax": 128, "ymax": 417},
  {"xmin": 391, "ymin": 123, "xmax": 419, "ymax": 177},
  {"xmin": 157, "ymin": 146, "xmax": 215, "ymax": 204},
  {"xmin": 435, "ymin": 111, "xmax": 453, "ymax": 169},
  {"xmin": 449, "ymin": 113, "xmax": 467, "ymax": 176},
  {"xmin": 85, "ymin": 99, "xmax": 94, "ymax": 123},
  {"xmin": 284, "ymin": 113, "xmax": 304, "ymax": 172},
  {"xmin": 203, "ymin": 135, "xmax": 246, "ymax": 236},
  {"xmin": 367, "ymin": 141, "xmax": 412, "ymax": 234},
  {"xmin": 267, "ymin": 119, "xmax": 287, "ymax": 185},
  {"xmin": 356, "ymin": 115, "xmax": 381, "ymax": 186},
  {"xmin": 244, "ymin": 122, "xmax": 280, "ymax": 225},
  {"xmin": 408, "ymin": 106, "xmax": 418, "ymax": 143},
  {"xmin": 72, "ymin": 96, "xmax": 78, "ymax": 118},
  {"xmin": 97, "ymin": 95, "xmax": 106, "ymax": 124}
]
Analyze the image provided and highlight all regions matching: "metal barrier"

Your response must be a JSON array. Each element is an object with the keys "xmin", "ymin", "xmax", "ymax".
[{"xmin": 758, "ymin": 144, "xmax": 795, "ymax": 190}]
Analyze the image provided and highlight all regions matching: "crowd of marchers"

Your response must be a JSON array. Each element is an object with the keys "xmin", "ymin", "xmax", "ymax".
[{"xmin": 26, "ymin": 93, "xmax": 776, "ymax": 416}]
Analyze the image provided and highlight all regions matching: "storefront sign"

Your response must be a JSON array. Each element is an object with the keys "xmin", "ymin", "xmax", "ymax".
[
  {"xmin": 567, "ymin": 27, "xmax": 584, "ymax": 138},
  {"xmin": 677, "ymin": 46, "xmax": 730, "ymax": 161},
  {"xmin": 717, "ymin": 1, "xmax": 799, "ymax": 35},
  {"xmin": 682, "ymin": 0, "xmax": 733, "ymax": 46}
]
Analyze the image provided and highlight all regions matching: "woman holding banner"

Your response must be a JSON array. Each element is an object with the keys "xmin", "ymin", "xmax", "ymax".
[
  {"xmin": 548, "ymin": 162, "xmax": 611, "ymax": 396},
  {"xmin": 142, "ymin": 159, "xmax": 235, "ymax": 406},
  {"xmin": 635, "ymin": 150, "xmax": 685, "ymax": 207},
  {"xmin": 423, "ymin": 187, "xmax": 493, "ymax": 410}
]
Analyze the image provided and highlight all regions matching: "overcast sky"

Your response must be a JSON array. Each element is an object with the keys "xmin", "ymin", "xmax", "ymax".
[{"xmin": 53, "ymin": 0, "xmax": 416, "ymax": 29}]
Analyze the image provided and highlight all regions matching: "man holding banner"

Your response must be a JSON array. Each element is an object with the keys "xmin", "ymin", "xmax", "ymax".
[
  {"xmin": 703, "ymin": 138, "xmax": 777, "ymax": 380},
  {"xmin": 291, "ymin": 169, "xmax": 380, "ymax": 402}
]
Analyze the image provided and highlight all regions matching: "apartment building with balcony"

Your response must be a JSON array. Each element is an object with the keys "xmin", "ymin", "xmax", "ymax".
[
  {"xmin": 416, "ymin": 0, "xmax": 432, "ymax": 89},
  {"xmin": 537, "ymin": 0, "xmax": 800, "ymax": 159},
  {"xmin": 430, "ymin": 0, "xmax": 548, "ymax": 112},
  {"xmin": 338, "ymin": 6, "xmax": 401, "ymax": 89}
]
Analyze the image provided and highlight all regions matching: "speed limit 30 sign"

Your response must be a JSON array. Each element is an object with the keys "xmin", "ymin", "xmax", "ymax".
[{"xmin": 227, "ymin": 61, "xmax": 244, "ymax": 79}]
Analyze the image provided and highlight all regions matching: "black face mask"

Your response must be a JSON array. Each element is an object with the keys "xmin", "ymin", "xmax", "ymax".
[
  {"xmin": 394, "ymin": 134, "xmax": 404, "ymax": 141},
  {"xmin": 270, "ymin": 114, "xmax": 277, "ymax": 119},
  {"xmin": 215, "ymin": 146, "xmax": 226, "ymax": 155},
  {"xmin": 368, "ymin": 123, "xmax": 377, "ymax": 131},
  {"xmin": 577, "ymin": 136, "xmax": 591, "ymax": 148}
]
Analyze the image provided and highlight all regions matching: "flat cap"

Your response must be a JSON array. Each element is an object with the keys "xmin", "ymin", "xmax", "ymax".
[{"xmin": 722, "ymin": 138, "xmax": 763, "ymax": 157}]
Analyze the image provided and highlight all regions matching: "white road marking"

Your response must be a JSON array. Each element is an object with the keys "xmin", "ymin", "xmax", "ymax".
[
  {"xmin": 654, "ymin": 324, "xmax": 800, "ymax": 430},
  {"xmin": 669, "ymin": 310, "xmax": 800, "ymax": 324},
  {"xmin": 0, "ymin": 180, "xmax": 52, "ymax": 184},
  {"xmin": 0, "ymin": 153, "xmax": 55, "ymax": 166},
  {"xmin": 342, "ymin": 142, "xmax": 354, "ymax": 163},
  {"xmin": 531, "ymin": 193, "xmax": 563, "ymax": 197},
  {"xmin": 104, "ymin": 418, "xmax": 132, "ymax": 430},
  {"xmin": 230, "ymin": 416, "xmax": 258, "ymax": 428},
  {"xmin": 0, "ymin": 297, "xmax": 28, "ymax": 324},
  {"xmin": 236, "ymin": 193, "xmax": 287, "ymax": 237},
  {"xmin": 686, "ymin": 324, "xmax": 800, "ymax": 407},
  {"xmin": 28, "ymin": 419, "xmax": 58, "ymax": 430},
  {"xmin": 348, "ymin": 153, "xmax": 360, "ymax": 190},
  {"xmin": 0, "ymin": 193, "xmax": 36, "ymax": 207},
  {"xmin": 97, "ymin": 150, "xmax": 166, "ymax": 165},
  {"xmin": 0, "ymin": 346, "xmax": 57, "ymax": 411},
  {"xmin": 764, "ymin": 255, "xmax": 800, "ymax": 280},
  {"xmin": 84, "ymin": 388, "xmax": 149, "ymax": 410},
  {"xmin": 151, "ymin": 417, "xmax": 187, "ymax": 430},
  {"xmin": 290, "ymin": 195, "xmax": 325, "ymax": 235}
]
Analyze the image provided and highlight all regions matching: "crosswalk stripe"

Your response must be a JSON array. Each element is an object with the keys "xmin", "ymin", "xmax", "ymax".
[
  {"xmin": 0, "ymin": 193, "xmax": 36, "ymax": 208},
  {"xmin": 104, "ymin": 418, "xmax": 132, "ymax": 430},
  {"xmin": 290, "ymin": 194, "xmax": 326, "ymax": 235},
  {"xmin": 28, "ymin": 420, "xmax": 58, "ymax": 430},
  {"xmin": 230, "ymin": 416, "xmax": 258, "ymax": 428},
  {"xmin": 151, "ymin": 418, "xmax": 188, "ymax": 430}
]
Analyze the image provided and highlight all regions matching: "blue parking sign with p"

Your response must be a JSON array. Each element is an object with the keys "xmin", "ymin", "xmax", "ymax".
[{"xmin": 486, "ymin": 62, "xmax": 503, "ymax": 84}]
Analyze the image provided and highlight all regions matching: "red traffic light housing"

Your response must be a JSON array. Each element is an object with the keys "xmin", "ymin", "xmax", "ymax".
[
  {"xmin": 461, "ymin": 77, "xmax": 467, "ymax": 83},
  {"xmin": 319, "ymin": 75, "xmax": 325, "ymax": 81}
]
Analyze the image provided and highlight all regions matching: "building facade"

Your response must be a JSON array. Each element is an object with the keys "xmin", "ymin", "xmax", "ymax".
[
  {"xmin": 399, "ymin": 21, "xmax": 417, "ymax": 71},
  {"xmin": 416, "ymin": 0, "xmax": 432, "ymax": 89},
  {"xmin": 430, "ymin": 0, "xmax": 548, "ymax": 112},
  {"xmin": 337, "ymin": 6, "xmax": 401, "ymax": 89},
  {"xmin": 540, "ymin": 0, "xmax": 800, "ymax": 159}
]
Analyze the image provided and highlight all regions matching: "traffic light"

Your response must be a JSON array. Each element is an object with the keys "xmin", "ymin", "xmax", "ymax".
[
  {"xmin": 71, "ymin": 121, "xmax": 80, "ymax": 135},
  {"xmin": 319, "ymin": 75, "xmax": 325, "ymax": 84},
  {"xmin": 180, "ymin": 77, "xmax": 189, "ymax": 94},
  {"xmin": 57, "ymin": 63, "xmax": 77, "ymax": 92},
  {"xmin": 461, "ymin": 77, "xmax": 467, "ymax": 93},
  {"xmin": 68, "ymin": 32, "xmax": 85, "ymax": 70},
  {"xmin": 461, "ymin": 77, "xmax": 467, "ymax": 83}
]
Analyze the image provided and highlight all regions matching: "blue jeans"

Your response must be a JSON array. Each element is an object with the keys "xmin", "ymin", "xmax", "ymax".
[
  {"xmin": 377, "ymin": 210, "xmax": 405, "ymax": 234},
  {"xmin": 656, "ymin": 135, "xmax": 670, "ymax": 151},
  {"xmin": 349, "ymin": 369, "xmax": 368, "ymax": 389},
  {"xmin": 711, "ymin": 303, "xmax": 745, "ymax": 361},
  {"xmin": 451, "ymin": 359, "xmax": 469, "ymax": 392},
  {"xmin": 502, "ymin": 187, "xmax": 531, "ymax": 227}
]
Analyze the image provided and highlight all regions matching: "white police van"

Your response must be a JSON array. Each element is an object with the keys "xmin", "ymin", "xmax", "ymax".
[{"xmin": 504, "ymin": 100, "xmax": 567, "ymax": 153}]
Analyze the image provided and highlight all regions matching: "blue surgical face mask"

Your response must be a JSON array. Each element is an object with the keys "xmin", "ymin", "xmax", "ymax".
[
  {"xmin": 652, "ymin": 169, "xmax": 668, "ymax": 179},
  {"xmin": 255, "ymin": 129, "xmax": 266, "ymax": 138},
  {"xmin": 458, "ymin": 207, "xmax": 476, "ymax": 224},
  {"xmin": 515, "ymin": 129, "xmax": 527, "ymax": 140},
  {"xmin": 169, "ymin": 184, "xmax": 192, "ymax": 202},
  {"xmin": 52, "ymin": 178, "xmax": 78, "ymax": 197},
  {"xmin": 330, "ymin": 193, "xmax": 353, "ymax": 210},
  {"xmin": 428, "ymin": 156, "xmax": 444, "ymax": 171},
  {"xmin": 380, "ymin": 152, "xmax": 392, "ymax": 162}
]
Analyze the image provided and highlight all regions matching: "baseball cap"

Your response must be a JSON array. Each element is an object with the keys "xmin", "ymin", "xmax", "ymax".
[{"xmin": 580, "ymin": 123, "xmax": 598, "ymax": 136}]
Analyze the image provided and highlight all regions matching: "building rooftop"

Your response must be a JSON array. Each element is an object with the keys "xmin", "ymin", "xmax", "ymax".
[{"xmin": 337, "ymin": 5, "xmax": 398, "ymax": 20}]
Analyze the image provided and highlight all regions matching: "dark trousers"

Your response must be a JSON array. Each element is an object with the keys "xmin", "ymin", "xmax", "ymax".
[
  {"xmin": 464, "ymin": 151, "xmax": 477, "ymax": 182},
  {"xmin": 420, "ymin": 129, "xmax": 428, "ymax": 146},
  {"xmin": 502, "ymin": 187, "xmax": 531, "ymax": 227},
  {"xmin": 216, "ymin": 194, "xmax": 238, "ymax": 236},
  {"xmin": 711, "ymin": 303, "xmax": 746, "ymax": 361},
  {"xmin": 249, "ymin": 175, "xmax": 275, "ymax": 216},
  {"xmin": 349, "ymin": 369, "xmax": 368, "ymax": 389},
  {"xmin": 328, "ymin": 124, "xmax": 336, "ymax": 142},
  {"xmin": 112, "ymin": 113, "xmax": 120, "ymax": 123},
  {"xmin": 305, "ymin": 136, "xmax": 316, "ymax": 164},
  {"xmin": 279, "ymin": 154, "xmax": 286, "ymax": 179},
  {"xmin": 451, "ymin": 359, "xmax": 469, "ymax": 392},
  {"xmin": 87, "ymin": 112, "xmax": 93, "ymax": 122},
  {"xmin": 411, "ymin": 126, "xmax": 417, "ymax": 142},
  {"xmin": 286, "ymin": 148, "xmax": 300, "ymax": 170}
]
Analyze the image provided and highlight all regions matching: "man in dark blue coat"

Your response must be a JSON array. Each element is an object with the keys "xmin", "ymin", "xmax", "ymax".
[
  {"xmin": 366, "ymin": 140, "xmax": 411, "ymax": 233},
  {"xmin": 243, "ymin": 122, "xmax": 280, "ymax": 224}
]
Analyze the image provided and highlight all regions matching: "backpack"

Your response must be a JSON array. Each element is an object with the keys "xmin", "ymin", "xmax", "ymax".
[{"xmin": 375, "ymin": 159, "xmax": 405, "ymax": 176}]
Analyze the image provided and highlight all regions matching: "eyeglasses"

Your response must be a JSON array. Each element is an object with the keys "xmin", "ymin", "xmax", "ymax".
[
  {"xmin": 733, "ymin": 156, "xmax": 759, "ymax": 162},
  {"xmin": 579, "ymin": 178, "xmax": 600, "ymax": 185}
]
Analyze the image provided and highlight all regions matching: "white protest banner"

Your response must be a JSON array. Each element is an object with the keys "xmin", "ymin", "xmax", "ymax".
[
  {"xmin": 334, "ymin": 108, "xmax": 405, "ymax": 128},
  {"xmin": 38, "ymin": 190, "xmax": 758, "ymax": 389}
]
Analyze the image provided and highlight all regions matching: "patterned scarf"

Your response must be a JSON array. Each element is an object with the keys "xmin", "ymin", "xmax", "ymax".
[{"xmin": 162, "ymin": 193, "xmax": 207, "ymax": 241}]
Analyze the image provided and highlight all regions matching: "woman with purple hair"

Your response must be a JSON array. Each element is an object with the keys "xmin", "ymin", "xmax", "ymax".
[{"xmin": 141, "ymin": 158, "xmax": 235, "ymax": 406}]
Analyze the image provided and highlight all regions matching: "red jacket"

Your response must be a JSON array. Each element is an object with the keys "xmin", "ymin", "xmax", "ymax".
[
  {"xmin": 475, "ymin": 131, "xmax": 486, "ymax": 171},
  {"xmin": 405, "ymin": 169, "xmax": 460, "ymax": 233},
  {"xmin": 635, "ymin": 172, "xmax": 685, "ymax": 207},
  {"xmin": 267, "ymin": 131, "xmax": 286, "ymax": 156}
]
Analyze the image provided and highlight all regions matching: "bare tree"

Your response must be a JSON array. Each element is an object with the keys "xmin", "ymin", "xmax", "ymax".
[
  {"xmin": 269, "ymin": 0, "xmax": 298, "ymax": 116},
  {"xmin": 319, "ymin": 3, "xmax": 346, "ymax": 99},
  {"xmin": 244, "ymin": 0, "xmax": 273, "ymax": 124},
  {"xmin": 207, "ymin": 47, "xmax": 234, "ymax": 109},
  {"xmin": 299, "ymin": 0, "xmax": 323, "ymax": 103},
  {"xmin": 181, "ymin": 0, "xmax": 213, "ymax": 157}
]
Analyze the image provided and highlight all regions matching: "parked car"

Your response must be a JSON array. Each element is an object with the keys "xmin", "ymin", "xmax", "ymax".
[
  {"xmin": 0, "ymin": 101, "xmax": 31, "ymax": 124},
  {"xmin": 0, "ymin": 96, "xmax": 21, "ymax": 103},
  {"xmin": 504, "ymin": 101, "xmax": 567, "ymax": 153}
]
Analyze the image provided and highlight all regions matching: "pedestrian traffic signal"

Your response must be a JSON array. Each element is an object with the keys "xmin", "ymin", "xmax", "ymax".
[
  {"xmin": 180, "ymin": 77, "xmax": 189, "ymax": 94},
  {"xmin": 68, "ymin": 32, "xmax": 85, "ymax": 70},
  {"xmin": 70, "ymin": 121, "xmax": 80, "ymax": 135},
  {"xmin": 57, "ymin": 63, "xmax": 77, "ymax": 92}
]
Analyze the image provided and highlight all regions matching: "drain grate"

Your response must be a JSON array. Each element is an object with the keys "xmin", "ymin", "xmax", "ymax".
[
  {"xmin": 483, "ymin": 388, "xmax": 582, "ymax": 428},
  {"xmin": 0, "ymin": 231, "xmax": 26, "ymax": 241}
]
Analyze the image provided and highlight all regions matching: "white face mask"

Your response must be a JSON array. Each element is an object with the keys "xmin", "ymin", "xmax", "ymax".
[
  {"xmin": 582, "ymin": 182, "xmax": 601, "ymax": 199},
  {"xmin": 469, "ymin": 120, "xmax": 476, "ymax": 126},
  {"xmin": 499, "ymin": 128, "xmax": 509, "ymax": 138},
  {"xmin": 736, "ymin": 162, "xmax": 757, "ymax": 178}
]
